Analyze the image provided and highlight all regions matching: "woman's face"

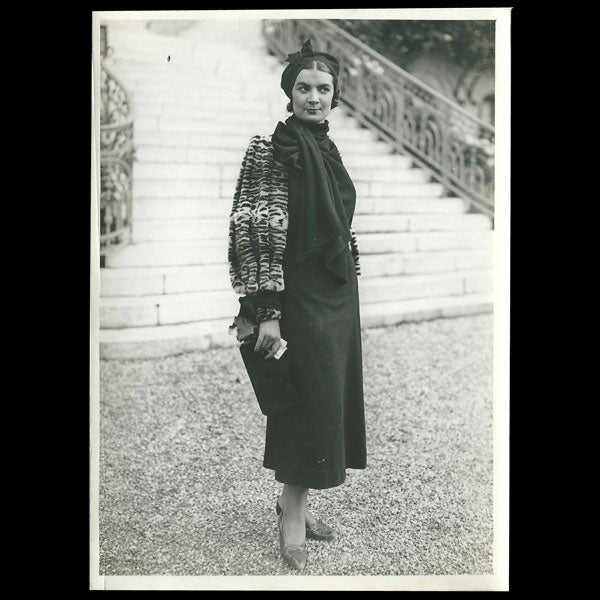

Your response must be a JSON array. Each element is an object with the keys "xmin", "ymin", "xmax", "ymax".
[{"xmin": 291, "ymin": 68, "xmax": 335, "ymax": 124}]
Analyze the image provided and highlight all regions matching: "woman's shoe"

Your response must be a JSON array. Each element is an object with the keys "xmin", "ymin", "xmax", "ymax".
[
  {"xmin": 278, "ymin": 508, "xmax": 307, "ymax": 571},
  {"xmin": 276, "ymin": 499, "xmax": 335, "ymax": 541}
]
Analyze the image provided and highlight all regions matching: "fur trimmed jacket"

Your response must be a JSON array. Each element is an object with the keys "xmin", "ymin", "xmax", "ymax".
[{"xmin": 228, "ymin": 134, "xmax": 361, "ymax": 323}]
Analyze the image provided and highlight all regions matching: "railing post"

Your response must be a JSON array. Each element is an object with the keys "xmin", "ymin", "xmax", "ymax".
[{"xmin": 439, "ymin": 102, "xmax": 452, "ymax": 198}]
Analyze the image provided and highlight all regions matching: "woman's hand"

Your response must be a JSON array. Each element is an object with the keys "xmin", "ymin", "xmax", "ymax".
[{"xmin": 254, "ymin": 319, "xmax": 281, "ymax": 360}]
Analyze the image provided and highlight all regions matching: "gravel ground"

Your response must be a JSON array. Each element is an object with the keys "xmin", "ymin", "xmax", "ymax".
[{"xmin": 98, "ymin": 314, "xmax": 494, "ymax": 578}]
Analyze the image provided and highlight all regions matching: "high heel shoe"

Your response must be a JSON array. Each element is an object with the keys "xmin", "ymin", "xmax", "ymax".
[
  {"xmin": 276, "ymin": 499, "xmax": 335, "ymax": 542},
  {"xmin": 278, "ymin": 505, "xmax": 307, "ymax": 571}
]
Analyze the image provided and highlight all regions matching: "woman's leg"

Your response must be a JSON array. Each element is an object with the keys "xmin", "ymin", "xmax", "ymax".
[
  {"xmin": 279, "ymin": 486, "xmax": 318, "ymax": 528},
  {"xmin": 279, "ymin": 484, "xmax": 308, "ymax": 545}
]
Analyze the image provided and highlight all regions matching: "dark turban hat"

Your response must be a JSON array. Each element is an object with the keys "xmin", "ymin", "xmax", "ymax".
[{"xmin": 280, "ymin": 39, "xmax": 340, "ymax": 100}]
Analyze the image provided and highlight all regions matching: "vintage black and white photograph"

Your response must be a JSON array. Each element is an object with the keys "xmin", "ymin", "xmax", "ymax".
[{"xmin": 90, "ymin": 8, "xmax": 510, "ymax": 591}]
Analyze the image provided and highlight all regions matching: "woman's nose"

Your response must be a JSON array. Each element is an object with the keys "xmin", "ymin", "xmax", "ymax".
[{"xmin": 308, "ymin": 92, "xmax": 319, "ymax": 104}]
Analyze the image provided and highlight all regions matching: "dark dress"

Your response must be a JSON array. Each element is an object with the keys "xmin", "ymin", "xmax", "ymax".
[{"xmin": 262, "ymin": 128, "xmax": 367, "ymax": 489}]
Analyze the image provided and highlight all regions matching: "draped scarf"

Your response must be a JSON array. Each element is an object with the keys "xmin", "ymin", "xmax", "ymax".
[{"xmin": 271, "ymin": 114, "xmax": 356, "ymax": 284}]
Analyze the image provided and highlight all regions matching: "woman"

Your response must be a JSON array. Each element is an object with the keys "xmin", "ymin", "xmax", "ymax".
[{"xmin": 228, "ymin": 39, "xmax": 367, "ymax": 570}]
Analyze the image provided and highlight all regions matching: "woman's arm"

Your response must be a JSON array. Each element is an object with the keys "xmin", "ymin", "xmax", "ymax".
[
  {"xmin": 251, "ymin": 151, "xmax": 287, "ymax": 320},
  {"xmin": 229, "ymin": 138, "xmax": 287, "ymax": 358},
  {"xmin": 252, "ymin": 153, "xmax": 288, "ymax": 359}
]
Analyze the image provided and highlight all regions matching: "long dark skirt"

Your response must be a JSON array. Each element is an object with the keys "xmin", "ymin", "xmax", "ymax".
[{"xmin": 262, "ymin": 246, "xmax": 367, "ymax": 489}]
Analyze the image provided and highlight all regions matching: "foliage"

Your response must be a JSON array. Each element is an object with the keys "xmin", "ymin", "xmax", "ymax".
[{"xmin": 332, "ymin": 20, "xmax": 495, "ymax": 73}]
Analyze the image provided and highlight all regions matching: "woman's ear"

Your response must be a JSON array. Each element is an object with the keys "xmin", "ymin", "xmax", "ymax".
[{"xmin": 331, "ymin": 88, "xmax": 340, "ymax": 109}]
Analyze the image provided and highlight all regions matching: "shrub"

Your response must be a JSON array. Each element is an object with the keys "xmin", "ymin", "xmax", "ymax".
[{"xmin": 332, "ymin": 20, "xmax": 495, "ymax": 74}]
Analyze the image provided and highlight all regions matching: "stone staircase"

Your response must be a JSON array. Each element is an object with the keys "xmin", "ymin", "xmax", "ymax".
[{"xmin": 99, "ymin": 19, "xmax": 493, "ymax": 359}]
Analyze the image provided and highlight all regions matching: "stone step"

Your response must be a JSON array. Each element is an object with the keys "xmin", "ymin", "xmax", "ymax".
[
  {"xmin": 358, "ymin": 230, "xmax": 493, "ymax": 254},
  {"xmin": 128, "ymin": 94, "xmax": 276, "ymax": 114},
  {"xmin": 131, "ymin": 109, "xmax": 370, "ymax": 132},
  {"xmin": 133, "ymin": 143, "xmax": 412, "ymax": 170},
  {"xmin": 133, "ymin": 198, "xmax": 231, "ymax": 220},
  {"xmin": 101, "ymin": 264, "xmax": 231, "ymax": 297},
  {"xmin": 133, "ymin": 162, "xmax": 222, "ymax": 181},
  {"xmin": 130, "ymin": 108, "xmax": 372, "ymax": 137},
  {"xmin": 134, "ymin": 115, "xmax": 276, "ymax": 136},
  {"xmin": 120, "ymin": 53, "xmax": 276, "ymax": 68},
  {"xmin": 129, "ymin": 92, "xmax": 275, "ymax": 109},
  {"xmin": 100, "ymin": 289, "xmax": 239, "ymax": 328},
  {"xmin": 130, "ymin": 98, "xmax": 362, "ymax": 126},
  {"xmin": 109, "ymin": 47, "xmax": 194, "ymax": 65},
  {"xmin": 128, "ymin": 95, "xmax": 266, "ymax": 113},
  {"xmin": 135, "ymin": 145, "xmax": 245, "ymax": 165},
  {"xmin": 132, "ymin": 196, "xmax": 468, "ymax": 221},
  {"xmin": 111, "ymin": 28, "xmax": 268, "ymax": 44},
  {"xmin": 131, "ymin": 213, "xmax": 490, "ymax": 242},
  {"xmin": 358, "ymin": 292, "xmax": 493, "ymax": 329},
  {"xmin": 134, "ymin": 134, "xmax": 396, "ymax": 162},
  {"xmin": 98, "ymin": 291, "xmax": 493, "ymax": 359},
  {"xmin": 115, "ymin": 31, "xmax": 277, "ymax": 49},
  {"xmin": 359, "ymin": 270, "xmax": 494, "ymax": 304},
  {"xmin": 132, "ymin": 218, "xmax": 226, "ymax": 242},
  {"xmin": 346, "ymin": 166, "xmax": 428, "ymax": 184},
  {"xmin": 133, "ymin": 179, "xmax": 221, "ymax": 199},
  {"xmin": 358, "ymin": 249, "xmax": 493, "ymax": 278},
  {"xmin": 99, "ymin": 318, "xmax": 238, "ymax": 360},
  {"xmin": 337, "ymin": 153, "xmax": 413, "ymax": 169},
  {"xmin": 122, "ymin": 83, "xmax": 368, "ymax": 133},
  {"xmin": 113, "ymin": 46, "xmax": 279, "ymax": 62},
  {"xmin": 115, "ymin": 59, "xmax": 281, "ymax": 77},
  {"xmin": 112, "ymin": 63, "xmax": 284, "ymax": 82},
  {"xmin": 217, "ymin": 179, "xmax": 445, "ymax": 201},
  {"xmin": 135, "ymin": 143, "xmax": 245, "ymax": 164},
  {"xmin": 132, "ymin": 161, "xmax": 428, "ymax": 185},
  {"xmin": 130, "ymin": 100, "xmax": 366, "ymax": 130},
  {"xmin": 99, "ymin": 269, "xmax": 493, "ymax": 329},
  {"xmin": 219, "ymin": 163, "xmax": 427, "ymax": 184},
  {"xmin": 105, "ymin": 230, "xmax": 493, "ymax": 268},
  {"xmin": 354, "ymin": 181, "xmax": 443, "ymax": 199},
  {"xmin": 353, "ymin": 213, "xmax": 491, "ymax": 233},
  {"xmin": 357, "ymin": 197, "xmax": 468, "ymax": 215},
  {"xmin": 100, "ymin": 249, "xmax": 493, "ymax": 297},
  {"xmin": 133, "ymin": 115, "xmax": 381, "ymax": 142},
  {"xmin": 105, "ymin": 239, "xmax": 228, "ymax": 268},
  {"xmin": 127, "ymin": 78, "xmax": 275, "ymax": 94},
  {"xmin": 132, "ymin": 178, "xmax": 444, "ymax": 201},
  {"xmin": 117, "ymin": 59, "xmax": 276, "ymax": 73},
  {"xmin": 134, "ymin": 130, "xmax": 247, "ymax": 149},
  {"xmin": 112, "ymin": 44, "xmax": 278, "ymax": 62}
]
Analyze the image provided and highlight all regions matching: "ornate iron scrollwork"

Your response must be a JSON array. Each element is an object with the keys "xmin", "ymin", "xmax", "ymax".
[
  {"xmin": 262, "ymin": 19, "xmax": 495, "ymax": 215},
  {"xmin": 99, "ymin": 47, "xmax": 134, "ymax": 260}
]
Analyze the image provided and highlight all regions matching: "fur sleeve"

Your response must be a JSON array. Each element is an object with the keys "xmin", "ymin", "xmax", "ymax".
[{"xmin": 229, "ymin": 136, "xmax": 289, "ymax": 301}]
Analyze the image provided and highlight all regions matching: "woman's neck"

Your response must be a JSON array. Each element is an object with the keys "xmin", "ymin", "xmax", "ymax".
[{"xmin": 289, "ymin": 114, "xmax": 328, "ymax": 129}]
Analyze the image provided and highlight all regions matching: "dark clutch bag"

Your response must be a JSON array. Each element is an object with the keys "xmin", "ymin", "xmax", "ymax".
[{"xmin": 230, "ymin": 295, "xmax": 300, "ymax": 417}]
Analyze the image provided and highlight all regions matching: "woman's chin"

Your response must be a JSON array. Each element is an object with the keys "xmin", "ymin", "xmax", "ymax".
[{"xmin": 296, "ymin": 111, "xmax": 328, "ymax": 124}]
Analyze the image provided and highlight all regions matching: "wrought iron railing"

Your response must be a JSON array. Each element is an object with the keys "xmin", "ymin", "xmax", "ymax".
[
  {"xmin": 99, "ymin": 25, "xmax": 134, "ymax": 261},
  {"xmin": 263, "ymin": 19, "xmax": 495, "ymax": 216}
]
